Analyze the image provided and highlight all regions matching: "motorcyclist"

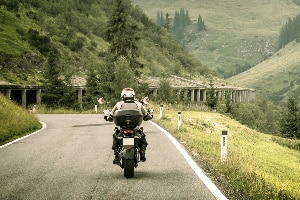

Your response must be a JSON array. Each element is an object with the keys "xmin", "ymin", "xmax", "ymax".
[{"xmin": 106, "ymin": 88, "xmax": 153, "ymax": 164}]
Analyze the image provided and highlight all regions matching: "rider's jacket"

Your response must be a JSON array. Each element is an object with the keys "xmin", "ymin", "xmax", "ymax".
[{"xmin": 110, "ymin": 100, "xmax": 148, "ymax": 117}]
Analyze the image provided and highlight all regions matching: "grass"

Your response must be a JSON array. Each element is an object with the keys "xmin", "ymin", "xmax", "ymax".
[
  {"xmin": 0, "ymin": 93, "xmax": 42, "ymax": 146},
  {"xmin": 0, "ymin": 7, "xmax": 33, "ymax": 56},
  {"xmin": 151, "ymin": 103, "xmax": 300, "ymax": 199},
  {"xmin": 228, "ymin": 41, "xmax": 300, "ymax": 102}
]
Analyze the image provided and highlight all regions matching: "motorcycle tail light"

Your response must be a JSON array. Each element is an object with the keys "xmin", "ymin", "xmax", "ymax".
[{"xmin": 123, "ymin": 129, "xmax": 134, "ymax": 135}]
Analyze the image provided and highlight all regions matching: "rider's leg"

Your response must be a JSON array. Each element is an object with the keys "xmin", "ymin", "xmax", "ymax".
[
  {"xmin": 138, "ymin": 128, "xmax": 148, "ymax": 162},
  {"xmin": 112, "ymin": 128, "xmax": 120, "ymax": 164}
]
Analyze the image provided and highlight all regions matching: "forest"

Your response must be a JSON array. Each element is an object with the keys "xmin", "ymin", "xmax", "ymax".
[{"xmin": 278, "ymin": 13, "xmax": 300, "ymax": 49}]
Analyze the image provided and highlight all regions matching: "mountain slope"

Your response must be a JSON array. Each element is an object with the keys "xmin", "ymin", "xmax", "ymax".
[
  {"xmin": 0, "ymin": 0, "xmax": 214, "ymax": 85},
  {"xmin": 227, "ymin": 41, "xmax": 300, "ymax": 102},
  {"xmin": 132, "ymin": 0, "xmax": 300, "ymax": 78}
]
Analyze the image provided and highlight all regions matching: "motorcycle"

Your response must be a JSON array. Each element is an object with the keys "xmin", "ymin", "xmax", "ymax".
[{"xmin": 103, "ymin": 107, "xmax": 153, "ymax": 178}]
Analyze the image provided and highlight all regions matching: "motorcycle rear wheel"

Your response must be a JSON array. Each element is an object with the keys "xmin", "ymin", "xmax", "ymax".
[{"xmin": 123, "ymin": 158, "xmax": 134, "ymax": 178}]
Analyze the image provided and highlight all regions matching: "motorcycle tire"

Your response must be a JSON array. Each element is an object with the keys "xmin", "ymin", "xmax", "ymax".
[{"xmin": 123, "ymin": 158, "xmax": 134, "ymax": 178}]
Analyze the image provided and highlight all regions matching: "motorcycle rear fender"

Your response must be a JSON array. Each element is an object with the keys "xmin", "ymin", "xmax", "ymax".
[{"xmin": 121, "ymin": 149, "xmax": 134, "ymax": 160}]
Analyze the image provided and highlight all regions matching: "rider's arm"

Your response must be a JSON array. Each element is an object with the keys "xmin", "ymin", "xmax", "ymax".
[
  {"xmin": 106, "ymin": 102, "xmax": 122, "ymax": 121},
  {"xmin": 110, "ymin": 101, "xmax": 123, "ymax": 115},
  {"xmin": 140, "ymin": 104, "xmax": 153, "ymax": 121}
]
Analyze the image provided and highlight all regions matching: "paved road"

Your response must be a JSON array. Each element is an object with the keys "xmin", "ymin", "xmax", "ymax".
[{"xmin": 0, "ymin": 114, "xmax": 223, "ymax": 200}]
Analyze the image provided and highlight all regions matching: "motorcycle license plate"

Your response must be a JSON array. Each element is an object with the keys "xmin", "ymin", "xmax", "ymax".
[{"xmin": 123, "ymin": 138, "xmax": 134, "ymax": 147}]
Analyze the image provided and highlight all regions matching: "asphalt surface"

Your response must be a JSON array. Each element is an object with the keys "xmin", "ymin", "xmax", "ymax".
[{"xmin": 0, "ymin": 114, "xmax": 222, "ymax": 200}]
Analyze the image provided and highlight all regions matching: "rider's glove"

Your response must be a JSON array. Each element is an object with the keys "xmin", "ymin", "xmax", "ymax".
[
  {"xmin": 143, "ymin": 113, "xmax": 153, "ymax": 121},
  {"xmin": 104, "ymin": 115, "xmax": 113, "ymax": 122},
  {"xmin": 107, "ymin": 116, "xmax": 113, "ymax": 122}
]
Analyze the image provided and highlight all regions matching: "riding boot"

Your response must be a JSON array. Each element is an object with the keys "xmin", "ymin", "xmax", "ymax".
[
  {"xmin": 113, "ymin": 150, "xmax": 120, "ymax": 164},
  {"xmin": 140, "ymin": 152, "xmax": 146, "ymax": 162},
  {"xmin": 112, "ymin": 128, "xmax": 120, "ymax": 150},
  {"xmin": 138, "ymin": 129, "xmax": 147, "ymax": 162},
  {"xmin": 140, "ymin": 144, "xmax": 147, "ymax": 162}
]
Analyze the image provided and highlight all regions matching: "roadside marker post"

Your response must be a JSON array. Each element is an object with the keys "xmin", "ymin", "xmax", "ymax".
[
  {"xmin": 178, "ymin": 111, "xmax": 182, "ymax": 130},
  {"xmin": 221, "ymin": 130, "xmax": 228, "ymax": 162},
  {"xmin": 159, "ymin": 105, "xmax": 163, "ymax": 119},
  {"xmin": 94, "ymin": 105, "xmax": 98, "ymax": 113}
]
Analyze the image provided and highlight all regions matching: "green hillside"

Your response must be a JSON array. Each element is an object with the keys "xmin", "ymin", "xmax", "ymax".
[
  {"xmin": 0, "ymin": 93, "xmax": 42, "ymax": 145},
  {"xmin": 228, "ymin": 41, "xmax": 300, "ymax": 103},
  {"xmin": 132, "ymin": 0, "xmax": 300, "ymax": 78},
  {"xmin": 0, "ymin": 0, "xmax": 214, "ymax": 86}
]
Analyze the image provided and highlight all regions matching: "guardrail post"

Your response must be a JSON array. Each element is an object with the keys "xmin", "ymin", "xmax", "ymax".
[
  {"xmin": 221, "ymin": 130, "xmax": 228, "ymax": 162},
  {"xmin": 159, "ymin": 105, "xmax": 163, "ymax": 119},
  {"xmin": 178, "ymin": 111, "xmax": 182, "ymax": 130}
]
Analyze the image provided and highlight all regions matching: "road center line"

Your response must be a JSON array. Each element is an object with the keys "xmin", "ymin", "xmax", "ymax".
[{"xmin": 150, "ymin": 121, "xmax": 227, "ymax": 200}]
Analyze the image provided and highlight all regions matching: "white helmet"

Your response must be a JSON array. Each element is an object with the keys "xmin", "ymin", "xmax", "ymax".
[{"xmin": 121, "ymin": 88, "xmax": 135, "ymax": 101}]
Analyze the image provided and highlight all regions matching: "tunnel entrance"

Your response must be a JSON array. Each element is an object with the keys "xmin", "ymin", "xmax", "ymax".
[
  {"xmin": 26, "ymin": 90, "xmax": 37, "ymax": 107},
  {"xmin": 10, "ymin": 90, "xmax": 22, "ymax": 105}
]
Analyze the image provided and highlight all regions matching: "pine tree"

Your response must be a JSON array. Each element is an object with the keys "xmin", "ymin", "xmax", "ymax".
[
  {"xmin": 105, "ymin": 0, "xmax": 142, "ymax": 76},
  {"xmin": 224, "ymin": 90, "xmax": 232, "ymax": 113},
  {"xmin": 185, "ymin": 10, "xmax": 191, "ymax": 25},
  {"xmin": 173, "ymin": 11, "xmax": 179, "ymax": 31},
  {"xmin": 112, "ymin": 57, "xmax": 137, "ymax": 98},
  {"xmin": 83, "ymin": 68, "xmax": 102, "ymax": 108},
  {"xmin": 41, "ymin": 46, "xmax": 67, "ymax": 108},
  {"xmin": 156, "ymin": 11, "xmax": 164, "ymax": 26},
  {"xmin": 171, "ymin": 8, "xmax": 192, "ymax": 41},
  {"xmin": 97, "ymin": 57, "xmax": 116, "ymax": 102},
  {"xmin": 205, "ymin": 82, "xmax": 218, "ymax": 109},
  {"xmin": 157, "ymin": 78, "xmax": 175, "ymax": 103},
  {"xmin": 164, "ymin": 13, "xmax": 171, "ymax": 31},
  {"xmin": 279, "ymin": 93, "xmax": 300, "ymax": 138},
  {"xmin": 197, "ymin": 14, "xmax": 206, "ymax": 31},
  {"xmin": 278, "ymin": 14, "xmax": 300, "ymax": 49}
]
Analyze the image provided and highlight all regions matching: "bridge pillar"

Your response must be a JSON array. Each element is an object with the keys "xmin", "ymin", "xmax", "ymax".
[
  {"xmin": 153, "ymin": 88, "xmax": 158, "ymax": 96},
  {"xmin": 196, "ymin": 89, "xmax": 200, "ymax": 102},
  {"xmin": 217, "ymin": 90, "xmax": 222, "ymax": 100},
  {"xmin": 247, "ymin": 91, "xmax": 250, "ymax": 102},
  {"xmin": 203, "ymin": 90, "xmax": 206, "ymax": 102},
  {"xmin": 78, "ymin": 88, "xmax": 83, "ymax": 109},
  {"xmin": 238, "ymin": 91, "xmax": 242, "ymax": 102},
  {"xmin": 244, "ymin": 91, "xmax": 247, "ymax": 102},
  {"xmin": 232, "ymin": 91, "xmax": 236, "ymax": 102},
  {"xmin": 22, "ymin": 89, "xmax": 26, "ymax": 107},
  {"xmin": 36, "ymin": 89, "xmax": 41, "ymax": 104},
  {"xmin": 191, "ymin": 89, "xmax": 195, "ymax": 102},
  {"xmin": 6, "ymin": 89, "xmax": 11, "ymax": 99}
]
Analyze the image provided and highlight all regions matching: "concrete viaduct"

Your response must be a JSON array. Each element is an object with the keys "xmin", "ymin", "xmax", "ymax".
[
  {"xmin": 0, "ymin": 75, "xmax": 255, "ymax": 108},
  {"xmin": 146, "ymin": 75, "xmax": 255, "ymax": 103}
]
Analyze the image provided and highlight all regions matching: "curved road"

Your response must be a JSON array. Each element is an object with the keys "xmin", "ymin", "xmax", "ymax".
[{"xmin": 0, "ymin": 114, "xmax": 225, "ymax": 200}]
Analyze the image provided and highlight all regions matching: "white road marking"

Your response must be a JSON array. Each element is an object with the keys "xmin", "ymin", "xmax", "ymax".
[
  {"xmin": 0, "ymin": 122, "xmax": 46, "ymax": 149},
  {"xmin": 150, "ymin": 121, "xmax": 228, "ymax": 200}
]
